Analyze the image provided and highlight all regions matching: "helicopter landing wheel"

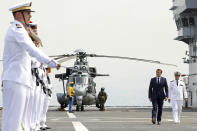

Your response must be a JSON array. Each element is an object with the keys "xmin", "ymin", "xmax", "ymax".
[
  {"xmin": 76, "ymin": 105, "xmax": 80, "ymax": 111},
  {"xmin": 81, "ymin": 105, "xmax": 84, "ymax": 111}
]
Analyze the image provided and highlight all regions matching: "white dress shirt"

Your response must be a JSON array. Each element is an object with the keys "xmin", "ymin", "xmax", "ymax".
[{"xmin": 156, "ymin": 77, "xmax": 161, "ymax": 84}]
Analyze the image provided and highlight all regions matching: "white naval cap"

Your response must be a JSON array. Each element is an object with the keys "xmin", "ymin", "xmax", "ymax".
[
  {"xmin": 174, "ymin": 71, "xmax": 181, "ymax": 76},
  {"xmin": 9, "ymin": 1, "xmax": 35, "ymax": 13}
]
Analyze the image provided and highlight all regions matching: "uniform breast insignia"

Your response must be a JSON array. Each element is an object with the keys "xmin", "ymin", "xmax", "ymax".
[{"xmin": 16, "ymin": 24, "xmax": 22, "ymax": 28}]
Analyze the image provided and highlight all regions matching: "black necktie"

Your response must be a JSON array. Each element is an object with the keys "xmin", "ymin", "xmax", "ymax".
[
  {"xmin": 157, "ymin": 78, "xmax": 160, "ymax": 84},
  {"xmin": 177, "ymin": 80, "xmax": 178, "ymax": 86}
]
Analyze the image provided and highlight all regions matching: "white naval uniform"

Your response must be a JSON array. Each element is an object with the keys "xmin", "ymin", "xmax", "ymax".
[
  {"xmin": 40, "ymin": 75, "xmax": 52, "ymax": 128},
  {"xmin": 29, "ymin": 58, "xmax": 42, "ymax": 131},
  {"xmin": 169, "ymin": 80, "xmax": 188, "ymax": 123},
  {"xmin": 1, "ymin": 20, "xmax": 52, "ymax": 131},
  {"xmin": 36, "ymin": 65, "xmax": 46, "ymax": 130}
]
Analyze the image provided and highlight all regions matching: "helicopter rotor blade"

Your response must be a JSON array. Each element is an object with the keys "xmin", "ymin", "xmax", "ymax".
[
  {"xmin": 53, "ymin": 56, "xmax": 66, "ymax": 60},
  {"xmin": 49, "ymin": 54, "xmax": 76, "ymax": 61},
  {"xmin": 87, "ymin": 54, "xmax": 177, "ymax": 67},
  {"xmin": 50, "ymin": 54, "xmax": 75, "ymax": 58},
  {"xmin": 49, "ymin": 54, "xmax": 71, "ymax": 58},
  {"xmin": 57, "ymin": 56, "xmax": 77, "ymax": 64}
]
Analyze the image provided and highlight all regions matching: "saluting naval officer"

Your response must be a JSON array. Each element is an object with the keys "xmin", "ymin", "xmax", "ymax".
[
  {"xmin": 1, "ymin": 1, "xmax": 60, "ymax": 131},
  {"xmin": 40, "ymin": 67, "xmax": 52, "ymax": 130},
  {"xmin": 29, "ymin": 21, "xmax": 52, "ymax": 131},
  {"xmin": 29, "ymin": 21, "xmax": 43, "ymax": 131},
  {"xmin": 148, "ymin": 69, "xmax": 168, "ymax": 125},
  {"xmin": 168, "ymin": 72, "xmax": 188, "ymax": 124}
]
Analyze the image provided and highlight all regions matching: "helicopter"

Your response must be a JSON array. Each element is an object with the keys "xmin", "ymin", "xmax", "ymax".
[{"xmin": 50, "ymin": 49, "xmax": 177, "ymax": 111}]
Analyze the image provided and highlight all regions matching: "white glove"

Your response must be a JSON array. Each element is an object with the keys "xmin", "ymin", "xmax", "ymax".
[{"xmin": 48, "ymin": 60, "xmax": 58, "ymax": 68}]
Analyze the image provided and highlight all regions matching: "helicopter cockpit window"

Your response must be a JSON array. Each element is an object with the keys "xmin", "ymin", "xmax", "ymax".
[
  {"xmin": 75, "ymin": 77, "xmax": 82, "ymax": 84},
  {"xmin": 189, "ymin": 17, "xmax": 195, "ymax": 26},
  {"xmin": 75, "ymin": 77, "xmax": 89, "ymax": 85},
  {"xmin": 182, "ymin": 18, "xmax": 188, "ymax": 27}
]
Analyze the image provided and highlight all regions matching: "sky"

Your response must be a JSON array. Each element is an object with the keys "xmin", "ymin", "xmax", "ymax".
[{"xmin": 0, "ymin": 0, "xmax": 188, "ymax": 106}]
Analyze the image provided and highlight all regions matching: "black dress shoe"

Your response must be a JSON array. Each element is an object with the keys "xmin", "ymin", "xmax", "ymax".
[
  {"xmin": 152, "ymin": 119, "xmax": 156, "ymax": 124},
  {"xmin": 45, "ymin": 127, "xmax": 51, "ymax": 129},
  {"xmin": 157, "ymin": 121, "xmax": 161, "ymax": 125},
  {"xmin": 40, "ymin": 127, "xmax": 46, "ymax": 130}
]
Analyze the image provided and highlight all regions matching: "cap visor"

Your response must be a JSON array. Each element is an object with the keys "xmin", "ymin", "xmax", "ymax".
[{"xmin": 23, "ymin": 9, "xmax": 35, "ymax": 12}]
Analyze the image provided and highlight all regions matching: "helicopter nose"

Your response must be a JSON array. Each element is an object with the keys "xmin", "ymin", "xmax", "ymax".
[{"xmin": 74, "ymin": 85, "xmax": 87, "ymax": 96}]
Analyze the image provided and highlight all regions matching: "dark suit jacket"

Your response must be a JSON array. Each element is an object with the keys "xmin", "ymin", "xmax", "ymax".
[{"xmin": 148, "ymin": 77, "xmax": 168, "ymax": 99}]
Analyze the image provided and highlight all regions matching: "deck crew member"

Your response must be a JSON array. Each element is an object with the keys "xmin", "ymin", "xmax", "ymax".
[
  {"xmin": 1, "ymin": 1, "xmax": 60, "ymax": 131},
  {"xmin": 148, "ymin": 69, "xmax": 168, "ymax": 125},
  {"xmin": 68, "ymin": 81, "xmax": 75, "ymax": 113},
  {"xmin": 168, "ymin": 72, "xmax": 188, "ymax": 124},
  {"xmin": 98, "ymin": 87, "xmax": 107, "ymax": 111}
]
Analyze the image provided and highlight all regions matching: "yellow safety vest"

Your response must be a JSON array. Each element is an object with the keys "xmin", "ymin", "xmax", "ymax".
[{"xmin": 68, "ymin": 86, "xmax": 75, "ymax": 97}]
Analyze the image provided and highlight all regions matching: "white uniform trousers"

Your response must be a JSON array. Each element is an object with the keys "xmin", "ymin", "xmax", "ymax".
[
  {"xmin": 36, "ymin": 90, "xmax": 45, "ymax": 130},
  {"xmin": 24, "ymin": 88, "xmax": 35, "ymax": 131},
  {"xmin": 32, "ymin": 85, "xmax": 41, "ymax": 130},
  {"xmin": 40, "ymin": 94, "xmax": 51, "ymax": 128},
  {"xmin": 172, "ymin": 100, "xmax": 183, "ymax": 123},
  {"xmin": 2, "ymin": 81, "xmax": 30, "ymax": 131},
  {"xmin": 30, "ymin": 85, "xmax": 39, "ymax": 130},
  {"xmin": 22, "ymin": 88, "xmax": 31, "ymax": 131}
]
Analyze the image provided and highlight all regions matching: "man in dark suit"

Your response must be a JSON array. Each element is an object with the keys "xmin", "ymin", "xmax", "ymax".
[{"xmin": 148, "ymin": 69, "xmax": 168, "ymax": 125}]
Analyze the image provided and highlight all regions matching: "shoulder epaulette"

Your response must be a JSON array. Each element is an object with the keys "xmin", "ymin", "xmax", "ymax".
[{"xmin": 16, "ymin": 24, "xmax": 22, "ymax": 28}]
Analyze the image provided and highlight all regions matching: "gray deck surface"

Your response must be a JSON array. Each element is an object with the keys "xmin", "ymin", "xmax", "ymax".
[{"xmin": 38, "ymin": 107, "xmax": 197, "ymax": 131}]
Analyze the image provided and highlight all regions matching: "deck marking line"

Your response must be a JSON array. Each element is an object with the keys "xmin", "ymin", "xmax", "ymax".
[
  {"xmin": 51, "ymin": 118, "xmax": 61, "ymax": 121},
  {"xmin": 65, "ymin": 107, "xmax": 69, "ymax": 111},
  {"xmin": 67, "ymin": 112, "xmax": 77, "ymax": 118},
  {"xmin": 166, "ymin": 119, "xmax": 173, "ymax": 122},
  {"xmin": 72, "ymin": 121, "xmax": 89, "ymax": 131}
]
